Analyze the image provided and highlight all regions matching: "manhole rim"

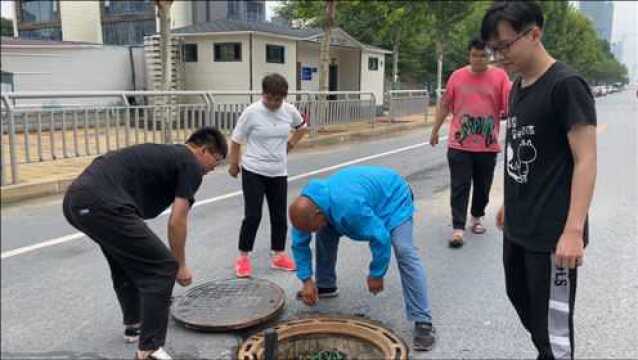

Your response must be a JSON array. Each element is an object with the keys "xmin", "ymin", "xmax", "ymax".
[
  {"xmin": 237, "ymin": 315, "xmax": 409, "ymax": 360},
  {"xmin": 171, "ymin": 278, "xmax": 286, "ymax": 332}
]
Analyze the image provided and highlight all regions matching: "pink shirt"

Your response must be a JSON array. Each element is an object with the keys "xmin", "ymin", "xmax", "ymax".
[{"xmin": 443, "ymin": 66, "xmax": 511, "ymax": 152}]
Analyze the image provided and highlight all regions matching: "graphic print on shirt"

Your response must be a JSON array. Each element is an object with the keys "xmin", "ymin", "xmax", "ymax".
[
  {"xmin": 454, "ymin": 114, "xmax": 497, "ymax": 147},
  {"xmin": 506, "ymin": 115, "xmax": 537, "ymax": 184}
]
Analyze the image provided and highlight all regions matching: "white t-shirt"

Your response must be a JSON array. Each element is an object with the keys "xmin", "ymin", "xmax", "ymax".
[{"xmin": 231, "ymin": 100, "xmax": 306, "ymax": 177}]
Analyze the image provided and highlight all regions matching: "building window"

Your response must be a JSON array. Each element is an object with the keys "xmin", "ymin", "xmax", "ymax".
[
  {"xmin": 20, "ymin": 0, "xmax": 59, "ymax": 23},
  {"xmin": 101, "ymin": 0, "xmax": 156, "ymax": 45},
  {"xmin": 266, "ymin": 45, "xmax": 285, "ymax": 64},
  {"xmin": 19, "ymin": 27, "xmax": 62, "ymax": 40},
  {"xmin": 103, "ymin": 0, "xmax": 153, "ymax": 16},
  {"xmin": 246, "ymin": 1, "xmax": 265, "ymax": 23},
  {"xmin": 103, "ymin": 20, "xmax": 155, "ymax": 45},
  {"xmin": 214, "ymin": 43, "xmax": 242, "ymax": 62},
  {"xmin": 183, "ymin": 44, "xmax": 198, "ymax": 62},
  {"xmin": 227, "ymin": 1, "xmax": 241, "ymax": 20},
  {"xmin": 368, "ymin": 57, "xmax": 379, "ymax": 71}
]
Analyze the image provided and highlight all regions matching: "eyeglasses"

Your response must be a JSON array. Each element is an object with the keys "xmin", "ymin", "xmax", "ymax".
[
  {"xmin": 487, "ymin": 27, "xmax": 534, "ymax": 55},
  {"xmin": 206, "ymin": 149, "xmax": 224, "ymax": 162}
]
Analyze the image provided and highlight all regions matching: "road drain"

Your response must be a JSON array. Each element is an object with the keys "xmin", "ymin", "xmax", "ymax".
[{"xmin": 237, "ymin": 316, "xmax": 408, "ymax": 360}]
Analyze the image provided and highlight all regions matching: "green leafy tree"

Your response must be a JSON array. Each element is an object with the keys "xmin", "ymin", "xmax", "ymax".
[{"xmin": 277, "ymin": 0, "xmax": 627, "ymax": 89}]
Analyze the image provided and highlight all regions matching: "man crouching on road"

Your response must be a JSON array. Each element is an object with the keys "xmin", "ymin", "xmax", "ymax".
[
  {"xmin": 289, "ymin": 166, "xmax": 436, "ymax": 351},
  {"xmin": 63, "ymin": 127, "xmax": 227, "ymax": 360}
]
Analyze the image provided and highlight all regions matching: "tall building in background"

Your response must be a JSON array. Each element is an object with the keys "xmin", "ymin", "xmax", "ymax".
[
  {"xmin": 611, "ymin": 41, "xmax": 624, "ymax": 61},
  {"xmin": 191, "ymin": 0, "xmax": 265, "ymax": 24},
  {"xmin": 579, "ymin": 0, "xmax": 614, "ymax": 43},
  {"xmin": 13, "ymin": 0, "xmax": 266, "ymax": 45}
]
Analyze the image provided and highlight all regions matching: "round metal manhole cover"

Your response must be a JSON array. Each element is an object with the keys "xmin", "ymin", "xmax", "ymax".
[{"xmin": 171, "ymin": 278, "xmax": 285, "ymax": 332}]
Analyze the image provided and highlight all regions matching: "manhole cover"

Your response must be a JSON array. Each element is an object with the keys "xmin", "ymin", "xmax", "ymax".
[
  {"xmin": 238, "ymin": 316, "xmax": 409, "ymax": 360},
  {"xmin": 171, "ymin": 278, "xmax": 285, "ymax": 331}
]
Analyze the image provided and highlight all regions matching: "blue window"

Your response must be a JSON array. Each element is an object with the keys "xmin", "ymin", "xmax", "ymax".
[
  {"xmin": 103, "ymin": 20, "xmax": 155, "ymax": 45},
  {"xmin": 20, "ymin": 0, "xmax": 59, "ymax": 23},
  {"xmin": 103, "ymin": 0, "xmax": 153, "ymax": 16},
  {"xmin": 20, "ymin": 27, "xmax": 62, "ymax": 41}
]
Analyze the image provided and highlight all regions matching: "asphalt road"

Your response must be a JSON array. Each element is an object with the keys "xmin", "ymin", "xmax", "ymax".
[{"xmin": 1, "ymin": 88, "xmax": 636, "ymax": 359}]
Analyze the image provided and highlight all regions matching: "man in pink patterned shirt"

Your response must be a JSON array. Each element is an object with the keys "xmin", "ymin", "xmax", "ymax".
[{"xmin": 430, "ymin": 37, "xmax": 511, "ymax": 248}]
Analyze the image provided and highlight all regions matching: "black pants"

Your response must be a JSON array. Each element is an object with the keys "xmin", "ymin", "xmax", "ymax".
[
  {"xmin": 447, "ymin": 148, "xmax": 497, "ymax": 229},
  {"xmin": 503, "ymin": 238, "xmax": 577, "ymax": 360},
  {"xmin": 63, "ymin": 185, "xmax": 178, "ymax": 351},
  {"xmin": 239, "ymin": 168, "xmax": 288, "ymax": 252}
]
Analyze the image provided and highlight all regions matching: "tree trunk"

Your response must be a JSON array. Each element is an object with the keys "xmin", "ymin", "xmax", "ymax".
[
  {"xmin": 319, "ymin": 0, "xmax": 336, "ymax": 96},
  {"xmin": 436, "ymin": 41, "xmax": 444, "ymax": 101},
  {"xmin": 158, "ymin": 1, "xmax": 172, "ymax": 93},
  {"xmin": 155, "ymin": 0, "xmax": 173, "ymax": 143},
  {"xmin": 392, "ymin": 29, "xmax": 400, "ymax": 90}
]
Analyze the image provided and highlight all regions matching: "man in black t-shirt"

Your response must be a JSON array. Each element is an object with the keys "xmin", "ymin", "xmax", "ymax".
[
  {"xmin": 481, "ymin": 3, "xmax": 597, "ymax": 359},
  {"xmin": 63, "ymin": 127, "xmax": 227, "ymax": 360}
]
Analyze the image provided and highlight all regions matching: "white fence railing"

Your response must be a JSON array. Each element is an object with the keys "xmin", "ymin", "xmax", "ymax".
[
  {"xmin": 1, "ymin": 90, "xmax": 376, "ymax": 186},
  {"xmin": 386, "ymin": 90, "xmax": 430, "ymax": 121}
]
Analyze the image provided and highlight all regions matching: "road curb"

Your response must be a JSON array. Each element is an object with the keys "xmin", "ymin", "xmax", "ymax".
[{"xmin": 1, "ymin": 120, "xmax": 429, "ymax": 204}]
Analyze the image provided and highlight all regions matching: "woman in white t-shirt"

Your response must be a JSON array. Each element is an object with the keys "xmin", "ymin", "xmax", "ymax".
[{"xmin": 228, "ymin": 74, "xmax": 308, "ymax": 278}]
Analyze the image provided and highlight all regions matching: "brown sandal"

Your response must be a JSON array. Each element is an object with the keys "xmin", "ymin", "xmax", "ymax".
[
  {"xmin": 448, "ymin": 234, "xmax": 464, "ymax": 248},
  {"xmin": 470, "ymin": 222, "xmax": 487, "ymax": 234}
]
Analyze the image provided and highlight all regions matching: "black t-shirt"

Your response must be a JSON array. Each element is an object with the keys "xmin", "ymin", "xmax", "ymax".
[
  {"xmin": 504, "ymin": 62, "xmax": 596, "ymax": 252},
  {"xmin": 74, "ymin": 144, "xmax": 203, "ymax": 219}
]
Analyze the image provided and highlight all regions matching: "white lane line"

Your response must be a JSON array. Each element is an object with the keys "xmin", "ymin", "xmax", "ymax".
[
  {"xmin": 1, "ymin": 233, "xmax": 85, "ymax": 259},
  {"xmin": 1, "ymin": 136, "xmax": 446, "ymax": 260}
]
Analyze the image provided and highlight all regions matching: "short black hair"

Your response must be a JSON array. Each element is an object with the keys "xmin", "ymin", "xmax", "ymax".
[
  {"xmin": 186, "ymin": 126, "xmax": 228, "ymax": 158},
  {"xmin": 468, "ymin": 37, "xmax": 487, "ymax": 51},
  {"xmin": 262, "ymin": 73, "xmax": 288, "ymax": 97},
  {"xmin": 480, "ymin": 1, "xmax": 544, "ymax": 42}
]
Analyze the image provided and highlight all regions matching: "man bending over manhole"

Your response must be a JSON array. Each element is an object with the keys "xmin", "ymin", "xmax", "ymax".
[
  {"xmin": 63, "ymin": 127, "xmax": 227, "ymax": 360},
  {"xmin": 289, "ymin": 166, "xmax": 436, "ymax": 351}
]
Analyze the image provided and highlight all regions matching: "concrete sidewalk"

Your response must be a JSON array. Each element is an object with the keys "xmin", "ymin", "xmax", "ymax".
[{"xmin": 1, "ymin": 113, "xmax": 433, "ymax": 204}]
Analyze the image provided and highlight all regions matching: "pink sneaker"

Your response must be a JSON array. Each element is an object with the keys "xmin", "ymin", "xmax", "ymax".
[
  {"xmin": 235, "ymin": 256, "xmax": 252, "ymax": 278},
  {"xmin": 271, "ymin": 253, "xmax": 296, "ymax": 271}
]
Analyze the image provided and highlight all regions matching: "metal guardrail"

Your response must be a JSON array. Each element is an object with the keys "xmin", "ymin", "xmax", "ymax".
[
  {"xmin": 386, "ymin": 90, "xmax": 430, "ymax": 121},
  {"xmin": 0, "ymin": 90, "xmax": 376, "ymax": 186}
]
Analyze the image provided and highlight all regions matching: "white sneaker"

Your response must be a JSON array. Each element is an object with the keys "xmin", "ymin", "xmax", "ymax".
[
  {"xmin": 150, "ymin": 348, "xmax": 172, "ymax": 360},
  {"xmin": 137, "ymin": 347, "xmax": 173, "ymax": 360}
]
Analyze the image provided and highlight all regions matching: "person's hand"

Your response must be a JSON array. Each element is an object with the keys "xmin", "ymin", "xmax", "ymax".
[
  {"xmin": 554, "ymin": 229, "xmax": 585, "ymax": 269},
  {"xmin": 176, "ymin": 265, "xmax": 193, "ymax": 287},
  {"xmin": 429, "ymin": 129, "xmax": 440, "ymax": 147},
  {"xmin": 496, "ymin": 204, "xmax": 505, "ymax": 231},
  {"xmin": 287, "ymin": 141, "xmax": 295, "ymax": 153},
  {"xmin": 228, "ymin": 163, "xmax": 240, "ymax": 178},
  {"xmin": 367, "ymin": 276, "xmax": 384, "ymax": 295},
  {"xmin": 300, "ymin": 279, "xmax": 318, "ymax": 305}
]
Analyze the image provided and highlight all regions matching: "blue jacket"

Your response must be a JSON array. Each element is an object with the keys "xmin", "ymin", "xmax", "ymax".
[{"xmin": 292, "ymin": 166, "xmax": 414, "ymax": 281}]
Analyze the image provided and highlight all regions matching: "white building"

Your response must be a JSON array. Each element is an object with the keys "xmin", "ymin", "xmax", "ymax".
[
  {"xmin": 11, "ymin": 0, "xmax": 265, "ymax": 45},
  {"xmin": 0, "ymin": 37, "xmax": 145, "ymax": 105},
  {"xmin": 171, "ymin": 20, "xmax": 391, "ymax": 107}
]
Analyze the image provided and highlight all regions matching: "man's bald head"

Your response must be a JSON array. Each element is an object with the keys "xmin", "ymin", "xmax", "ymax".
[{"xmin": 289, "ymin": 196, "xmax": 326, "ymax": 232}]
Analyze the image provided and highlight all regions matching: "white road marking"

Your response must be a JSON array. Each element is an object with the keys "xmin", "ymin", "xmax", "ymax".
[{"xmin": 1, "ymin": 136, "xmax": 447, "ymax": 260}]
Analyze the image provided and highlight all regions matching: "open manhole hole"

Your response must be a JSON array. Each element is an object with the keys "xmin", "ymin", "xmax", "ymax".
[
  {"xmin": 171, "ymin": 278, "xmax": 285, "ymax": 331},
  {"xmin": 237, "ymin": 316, "xmax": 408, "ymax": 360}
]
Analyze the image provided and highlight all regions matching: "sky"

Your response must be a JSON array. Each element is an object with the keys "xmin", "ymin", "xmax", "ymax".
[{"xmin": 2, "ymin": 0, "xmax": 636, "ymax": 79}]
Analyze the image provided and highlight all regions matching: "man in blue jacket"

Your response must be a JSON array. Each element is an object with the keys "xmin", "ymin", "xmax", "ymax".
[{"xmin": 289, "ymin": 166, "xmax": 436, "ymax": 351}]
